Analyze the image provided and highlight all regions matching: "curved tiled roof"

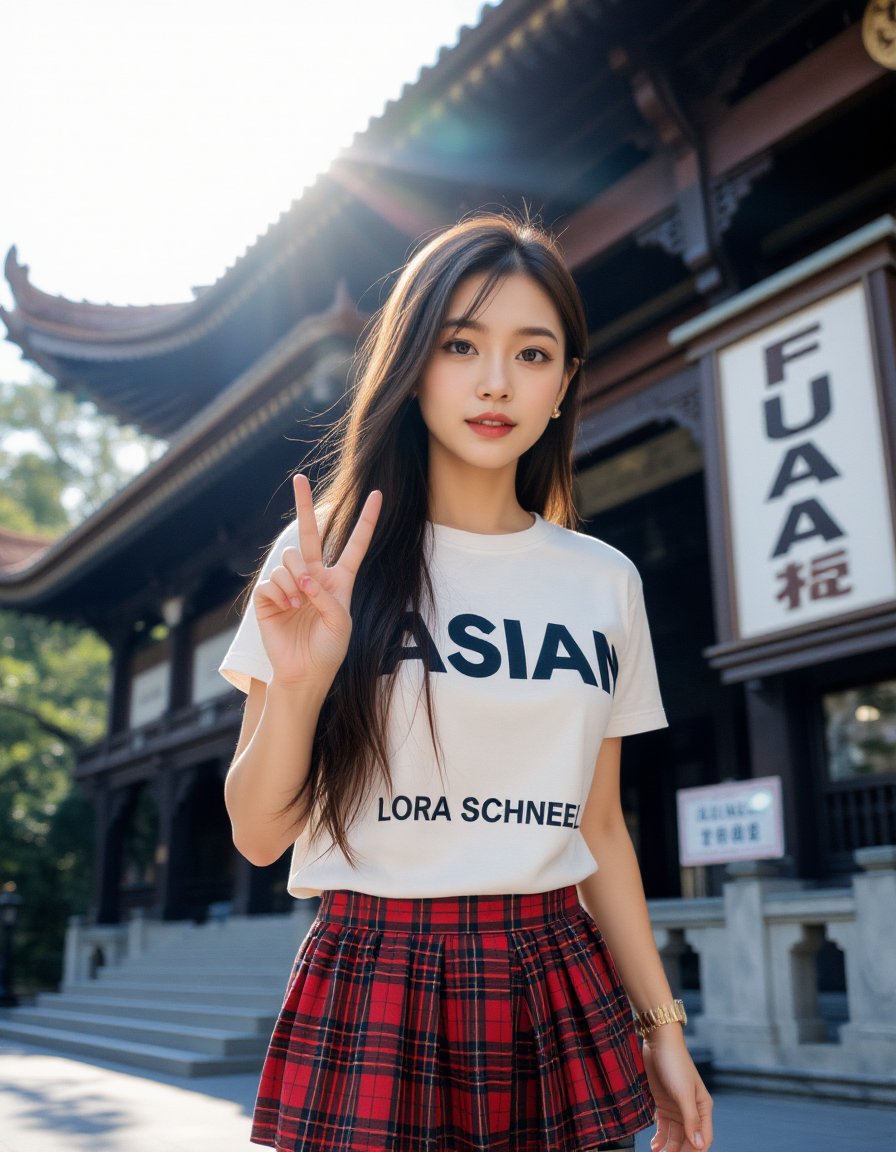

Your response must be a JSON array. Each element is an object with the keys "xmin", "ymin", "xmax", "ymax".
[
  {"xmin": 1, "ymin": 0, "xmax": 608, "ymax": 364},
  {"xmin": 2, "ymin": 247, "xmax": 191, "ymax": 336},
  {"xmin": 0, "ymin": 284, "xmax": 366, "ymax": 612},
  {"xmin": 0, "ymin": 525, "xmax": 55, "ymax": 576}
]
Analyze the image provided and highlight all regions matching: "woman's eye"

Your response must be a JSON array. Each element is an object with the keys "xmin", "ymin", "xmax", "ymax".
[
  {"xmin": 519, "ymin": 347, "xmax": 548, "ymax": 363},
  {"xmin": 446, "ymin": 339, "xmax": 474, "ymax": 355}
]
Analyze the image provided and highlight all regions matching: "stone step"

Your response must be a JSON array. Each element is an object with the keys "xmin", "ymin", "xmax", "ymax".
[
  {"xmin": 131, "ymin": 945, "xmax": 299, "ymax": 961},
  {"xmin": 63, "ymin": 980, "xmax": 282, "ymax": 1009},
  {"xmin": 100, "ymin": 942, "xmax": 300, "ymax": 961},
  {"xmin": 134, "ymin": 912, "xmax": 315, "ymax": 949},
  {"xmin": 38, "ymin": 992, "xmax": 277, "ymax": 1034},
  {"xmin": 134, "ymin": 953, "xmax": 298, "ymax": 966},
  {"xmin": 93, "ymin": 970, "xmax": 290, "ymax": 987},
  {"xmin": 139, "ymin": 937, "xmax": 301, "ymax": 949},
  {"xmin": 90, "ymin": 963, "xmax": 287, "ymax": 981},
  {"xmin": 116, "ymin": 967, "xmax": 290, "ymax": 980},
  {"xmin": 0, "ymin": 1018, "xmax": 262, "ymax": 1077},
  {"xmin": 7, "ymin": 1006, "xmax": 266, "ymax": 1057},
  {"xmin": 7, "ymin": 911, "xmax": 319, "ymax": 1075}
]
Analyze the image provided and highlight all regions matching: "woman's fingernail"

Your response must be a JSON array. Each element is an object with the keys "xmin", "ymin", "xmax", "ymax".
[
  {"xmin": 299, "ymin": 574, "xmax": 317, "ymax": 592},
  {"xmin": 692, "ymin": 1132, "xmax": 704, "ymax": 1148}
]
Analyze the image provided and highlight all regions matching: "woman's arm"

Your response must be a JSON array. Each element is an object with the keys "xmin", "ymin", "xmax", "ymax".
[
  {"xmin": 576, "ymin": 736, "xmax": 713, "ymax": 1152},
  {"xmin": 224, "ymin": 474, "xmax": 382, "ymax": 868},
  {"xmin": 576, "ymin": 737, "xmax": 675, "ymax": 1011},
  {"xmin": 224, "ymin": 676, "xmax": 328, "ymax": 867}
]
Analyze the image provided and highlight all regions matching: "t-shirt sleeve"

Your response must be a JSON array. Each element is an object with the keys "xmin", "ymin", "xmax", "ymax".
[
  {"xmin": 603, "ymin": 567, "xmax": 668, "ymax": 738},
  {"xmin": 218, "ymin": 519, "xmax": 300, "ymax": 695}
]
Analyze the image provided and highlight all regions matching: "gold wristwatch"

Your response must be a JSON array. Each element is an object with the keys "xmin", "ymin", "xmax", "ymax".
[{"xmin": 634, "ymin": 998, "xmax": 687, "ymax": 1039}]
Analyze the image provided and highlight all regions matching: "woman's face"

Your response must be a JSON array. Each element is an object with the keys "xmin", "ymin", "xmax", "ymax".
[{"xmin": 416, "ymin": 271, "xmax": 575, "ymax": 485}]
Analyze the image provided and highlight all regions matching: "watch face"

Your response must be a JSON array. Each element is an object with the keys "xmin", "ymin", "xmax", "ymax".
[{"xmin": 863, "ymin": 0, "xmax": 896, "ymax": 69}]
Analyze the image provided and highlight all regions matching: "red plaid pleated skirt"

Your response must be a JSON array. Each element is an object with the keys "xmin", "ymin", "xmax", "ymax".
[{"xmin": 250, "ymin": 885, "xmax": 653, "ymax": 1151}]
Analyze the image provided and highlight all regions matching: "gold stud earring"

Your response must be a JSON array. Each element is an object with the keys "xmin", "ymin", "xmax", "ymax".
[{"xmin": 551, "ymin": 405, "xmax": 562, "ymax": 419}]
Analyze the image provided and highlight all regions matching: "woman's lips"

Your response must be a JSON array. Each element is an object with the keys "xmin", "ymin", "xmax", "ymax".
[{"xmin": 466, "ymin": 419, "xmax": 515, "ymax": 438}]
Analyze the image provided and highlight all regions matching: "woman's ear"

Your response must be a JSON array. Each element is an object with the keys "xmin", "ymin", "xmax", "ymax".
[{"xmin": 559, "ymin": 357, "xmax": 581, "ymax": 405}]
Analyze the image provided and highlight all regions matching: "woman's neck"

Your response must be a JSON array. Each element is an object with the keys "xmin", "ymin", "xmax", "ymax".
[{"xmin": 427, "ymin": 465, "xmax": 532, "ymax": 534}]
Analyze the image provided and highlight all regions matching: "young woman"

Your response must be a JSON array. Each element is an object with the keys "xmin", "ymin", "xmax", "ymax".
[{"xmin": 220, "ymin": 213, "xmax": 713, "ymax": 1152}]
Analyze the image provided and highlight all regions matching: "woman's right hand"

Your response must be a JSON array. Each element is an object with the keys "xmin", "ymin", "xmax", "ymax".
[{"xmin": 253, "ymin": 474, "xmax": 383, "ymax": 690}]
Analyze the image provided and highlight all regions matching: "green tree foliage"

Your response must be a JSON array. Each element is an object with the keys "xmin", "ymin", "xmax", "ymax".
[
  {"xmin": 0, "ymin": 611, "xmax": 106, "ymax": 987},
  {"xmin": 0, "ymin": 376, "xmax": 163, "ymax": 529},
  {"xmin": 0, "ymin": 373, "xmax": 165, "ymax": 989}
]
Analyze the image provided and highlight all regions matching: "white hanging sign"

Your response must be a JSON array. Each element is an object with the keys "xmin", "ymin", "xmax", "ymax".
[
  {"xmin": 677, "ymin": 776, "xmax": 785, "ymax": 867},
  {"xmin": 716, "ymin": 282, "xmax": 896, "ymax": 639},
  {"xmin": 129, "ymin": 662, "xmax": 169, "ymax": 728},
  {"xmin": 192, "ymin": 627, "xmax": 238, "ymax": 704}
]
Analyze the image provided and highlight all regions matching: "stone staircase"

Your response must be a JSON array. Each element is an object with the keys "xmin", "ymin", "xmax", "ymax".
[{"xmin": 0, "ymin": 907, "xmax": 317, "ymax": 1076}]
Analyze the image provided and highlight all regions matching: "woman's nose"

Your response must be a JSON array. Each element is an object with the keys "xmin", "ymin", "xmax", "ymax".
[{"xmin": 477, "ymin": 357, "xmax": 512, "ymax": 400}]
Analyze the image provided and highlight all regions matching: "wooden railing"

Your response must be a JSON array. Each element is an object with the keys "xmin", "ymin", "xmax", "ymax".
[
  {"xmin": 75, "ymin": 692, "xmax": 243, "ymax": 778},
  {"xmin": 824, "ymin": 777, "xmax": 896, "ymax": 855}
]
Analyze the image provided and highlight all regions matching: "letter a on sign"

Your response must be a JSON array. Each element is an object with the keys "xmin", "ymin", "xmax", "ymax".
[{"xmin": 766, "ymin": 442, "xmax": 839, "ymax": 499}]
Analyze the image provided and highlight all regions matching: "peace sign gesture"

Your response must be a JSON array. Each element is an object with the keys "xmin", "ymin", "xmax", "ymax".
[{"xmin": 253, "ymin": 474, "xmax": 383, "ymax": 690}]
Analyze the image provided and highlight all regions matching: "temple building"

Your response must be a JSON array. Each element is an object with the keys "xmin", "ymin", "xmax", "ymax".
[{"xmin": 2, "ymin": 0, "xmax": 895, "ymax": 933}]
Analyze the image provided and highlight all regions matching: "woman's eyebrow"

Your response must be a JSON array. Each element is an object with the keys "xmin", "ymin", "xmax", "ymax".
[{"xmin": 442, "ymin": 317, "xmax": 559, "ymax": 343}]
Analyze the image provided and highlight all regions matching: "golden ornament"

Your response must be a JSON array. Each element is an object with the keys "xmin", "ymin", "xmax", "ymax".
[{"xmin": 863, "ymin": 0, "xmax": 896, "ymax": 69}]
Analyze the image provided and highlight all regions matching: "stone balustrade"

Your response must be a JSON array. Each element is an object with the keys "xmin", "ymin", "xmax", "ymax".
[
  {"xmin": 648, "ymin": 845, "xmax": 896, "ymax": 1103},
  {"xmin": 63, "ymin": 916, "xmax": 129, "ymax": 985},
  {"xmin": 61, "ymin": 849, "xmax": 896, "ymax": 1100},
  {"xmin": 62, "ymin": 902, "xmax": 313, "ymax": 988}
]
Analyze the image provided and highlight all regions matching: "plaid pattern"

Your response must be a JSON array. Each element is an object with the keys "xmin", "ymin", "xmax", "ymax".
[{"xmin": 251, "ymin": 885, "xmax": 653, "ymax": 1151}]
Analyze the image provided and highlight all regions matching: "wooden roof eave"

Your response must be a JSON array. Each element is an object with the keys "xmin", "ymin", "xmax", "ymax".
[
  {"xmin": 0, "ymin": 292, "xmax": 366, "ymax": 611},
  {"xmin": 0, "ymin": 527, "xmax": 55, "ymax": 577},
  {"xmin": 560, "ymin": 23, "xmax": 890, "ymax": 271},
  {"xmin": 1, "ymin": 216, "xmax": 333, "ymax": 363},
  {"xmin": 3, "ymin": 246, "xmax": 190, "ymax": 334}
]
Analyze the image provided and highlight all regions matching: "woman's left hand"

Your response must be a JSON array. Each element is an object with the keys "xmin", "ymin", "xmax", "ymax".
[{"xmin": 641, "ymin": 1026, "xmax": 713, "ymax": 1152}]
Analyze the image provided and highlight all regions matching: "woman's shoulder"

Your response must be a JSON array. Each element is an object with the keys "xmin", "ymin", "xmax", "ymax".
[{"xmin": 540, "ymin": 518, "xmax": 641, "ymax": 582}]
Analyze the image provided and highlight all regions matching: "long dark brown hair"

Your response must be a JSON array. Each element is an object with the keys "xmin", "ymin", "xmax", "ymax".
[{"xmin": 280, "ymin": 212, "xmax": 588, "ymax": 864}]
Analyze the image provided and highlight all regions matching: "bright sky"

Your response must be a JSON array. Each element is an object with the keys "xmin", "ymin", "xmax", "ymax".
[{"xmin": 0, "ymin": 0, "xmax": 488, "ymax": 386}]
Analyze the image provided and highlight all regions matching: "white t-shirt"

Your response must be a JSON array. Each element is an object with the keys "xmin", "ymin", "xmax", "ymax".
[{"xmin": 220, "ymin": 513, "xmax": 667, "ymax": 899}]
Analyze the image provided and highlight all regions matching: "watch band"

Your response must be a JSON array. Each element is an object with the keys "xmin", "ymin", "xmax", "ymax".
[{"xmin": 634, "ymin": 998, "xmax": 687, "ymax": 1039}]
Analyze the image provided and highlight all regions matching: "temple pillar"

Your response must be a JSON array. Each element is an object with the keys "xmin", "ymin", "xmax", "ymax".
[
  {"xmin": 743, "ymin": 677, "xmax": 812, "ymax": 877},
  {"xmin": 232, "ymin": 854, "xmax": 267, "ymax": 915},
  {"xmin": 163, "ymin": 596, "xmax": 192, "ymax": 713},
  {"xmin": 90, "ymin": 785, "xmax": 129, "ymax": 924},
  {"xmin": 151, "ymin": 762, "xmax": 175, "ymax": 919},
  {"xmin": 156, "ymin": 766, "xmax": 198, "ymax": 920},
  {"xmin": 107, "ymin": 627, "xmax": 137, "ymax": 736}
]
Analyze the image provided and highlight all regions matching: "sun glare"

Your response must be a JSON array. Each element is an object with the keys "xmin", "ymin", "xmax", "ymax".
[{"xmin": 1, "ymin": 0, "xmax": 486, "ymax": 386}]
